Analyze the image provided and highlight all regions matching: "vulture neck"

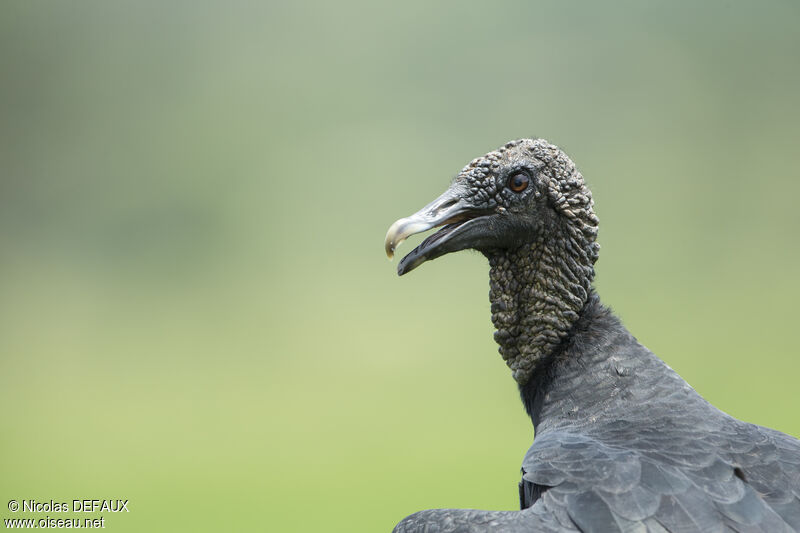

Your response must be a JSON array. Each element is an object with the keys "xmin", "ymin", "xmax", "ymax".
[{"xmin": 488, "ymin": 234, "xmax": 595, "ymax": 386}]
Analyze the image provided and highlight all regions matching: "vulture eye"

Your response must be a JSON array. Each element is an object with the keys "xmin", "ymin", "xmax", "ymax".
[{"xmin": 508, "ymin": 172, "xmax": 530, "ymax": 193}]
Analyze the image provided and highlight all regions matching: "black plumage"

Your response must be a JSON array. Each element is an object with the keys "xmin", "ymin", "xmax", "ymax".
[{"xmin": 384, "ymin": 139, "xmax": 800, "ymax": 532}]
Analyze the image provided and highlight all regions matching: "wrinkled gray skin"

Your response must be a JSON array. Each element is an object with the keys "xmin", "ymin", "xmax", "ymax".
[{"xmin": 385, "ymin": 139, "xmax": 800, "ymax": 532}]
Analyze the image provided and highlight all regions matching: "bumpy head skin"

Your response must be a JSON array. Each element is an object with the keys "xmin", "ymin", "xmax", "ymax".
[
  {"xmin": 385, "ymin": 139, "xmax": 600, "ymax": 384},
  {"xmin": 457, "ymin": 139, "xmax": 599, "ymax": 245}
]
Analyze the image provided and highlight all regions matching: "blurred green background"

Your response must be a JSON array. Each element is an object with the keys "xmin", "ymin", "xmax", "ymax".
[{"xmin": 1, "ymin": 1, "xmax": 799, "ymax": 531}]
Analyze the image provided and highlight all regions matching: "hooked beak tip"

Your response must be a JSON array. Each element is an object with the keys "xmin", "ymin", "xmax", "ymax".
[
  {"xmin": 384, "ymin": 186, "xmax": 472, "ymax": 270},
  {"xmin": 384, "ymin": 217, "xmax": 429, "ymax": 261},
  {"xmin": 384, "ymin": 220, "xmax": 401, "ymax": 260}
]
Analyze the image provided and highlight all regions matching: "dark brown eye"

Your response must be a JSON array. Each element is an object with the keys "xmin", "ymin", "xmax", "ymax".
[{"xmin": 508, "ymin": 172, "xmax": 529, "ymax": 193}]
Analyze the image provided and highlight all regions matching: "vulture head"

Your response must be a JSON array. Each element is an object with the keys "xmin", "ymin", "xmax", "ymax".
[
  {"xmin": 385, "ymin": 138, "xmax": 600, "ymax": 276},
  {"xmin": 385, "ymin": 139, "xmax": 602, "ymax": 383}
]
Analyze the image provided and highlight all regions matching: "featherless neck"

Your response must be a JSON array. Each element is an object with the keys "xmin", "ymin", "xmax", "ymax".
[{"xmin": 488, "ymin": 234, "xmax": 595, "ymax": 385}]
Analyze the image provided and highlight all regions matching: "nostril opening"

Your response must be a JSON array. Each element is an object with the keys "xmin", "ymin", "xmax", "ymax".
[{"xmin": 435, "ymin": 199, "xmax": 458, "ymax": 214}]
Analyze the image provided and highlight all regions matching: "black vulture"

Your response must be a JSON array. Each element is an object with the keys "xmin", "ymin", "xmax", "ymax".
[{"xmin": 384, "ymin": 139, "xmax": 800, "ymax": 532}]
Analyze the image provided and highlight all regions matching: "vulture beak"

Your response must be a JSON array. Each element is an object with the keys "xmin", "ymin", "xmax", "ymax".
[{"xmin": 385, "ymin": 185, "xmax": 495, "ymax": 275}]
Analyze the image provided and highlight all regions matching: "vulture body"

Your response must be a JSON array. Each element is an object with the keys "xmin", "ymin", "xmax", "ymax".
[{"xmin": 384, "ymin": 139, "xmax": 800, "ymax": 532}]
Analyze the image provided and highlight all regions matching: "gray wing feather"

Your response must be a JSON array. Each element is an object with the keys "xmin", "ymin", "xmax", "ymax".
[
  {"xmin": 519, "ymin": 429, "xmax": 800, "ymax": 533},
  {"xmin": 394, "ymin": 368, "xmax": 800, "ymax": 532},
  {"xmin": 392, "ymin": 503, "xmax": 569, "ymax": 533}
]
